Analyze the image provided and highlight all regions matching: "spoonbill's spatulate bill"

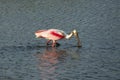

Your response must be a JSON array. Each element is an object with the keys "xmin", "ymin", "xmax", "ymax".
[
  {"xmin": 35, "ymin": 29, "xmax": 81, "ymax": 47},
  {"xmin": 73, "ymin": 30, "xmax": 81, "ymax": 47}
]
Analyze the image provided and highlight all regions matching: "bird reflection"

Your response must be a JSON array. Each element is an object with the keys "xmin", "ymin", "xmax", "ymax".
[{"xmin": 35, "ymin": 47, "xmax": 67, "ymax": 80}]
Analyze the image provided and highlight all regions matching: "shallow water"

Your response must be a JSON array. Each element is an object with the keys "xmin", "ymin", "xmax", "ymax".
[{"xmin": 0, "ymin": 0, "xmax": 120, "ymax": 80}]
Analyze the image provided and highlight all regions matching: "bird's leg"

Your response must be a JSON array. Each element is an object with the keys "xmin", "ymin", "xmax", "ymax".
[
  {"xmin": 52, "ymin": 40, "xmax": 57, "ymax": 47},
  {"xmin": 46, "ymin": 40, "xmax": 52, "ymax": 45}
]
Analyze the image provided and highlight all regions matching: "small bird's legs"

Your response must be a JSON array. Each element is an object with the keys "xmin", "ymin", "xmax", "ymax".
[
  {"xmin": 46, "ymin": 40, "xmax": 57, "ymax": 47},
  {"xmin": 46, "ymin": 40, "xmax": 52, "ymax": 45},
  {"xmin": 52, "ymin": 40, "xmax": 57, "ymax": 47}
]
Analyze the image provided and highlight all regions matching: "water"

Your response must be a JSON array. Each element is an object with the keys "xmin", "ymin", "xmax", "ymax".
[{"xmin": 0, "ymin": 0, "xmax": 120, "ymax": 80}]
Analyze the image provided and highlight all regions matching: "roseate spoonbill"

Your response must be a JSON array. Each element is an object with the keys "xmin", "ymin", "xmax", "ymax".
[{"xmin": 35, "ymin": 29, "xmax": 81, "ymax": 47}]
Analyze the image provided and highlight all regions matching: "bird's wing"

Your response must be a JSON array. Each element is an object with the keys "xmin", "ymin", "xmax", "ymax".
[{"xmin": 46, "ymin": 29, "xmax": 65, "ymax": 40}]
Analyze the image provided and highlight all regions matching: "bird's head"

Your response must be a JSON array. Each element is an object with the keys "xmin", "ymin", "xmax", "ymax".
[{"xmin": 72, "ymin": 29, "xmax": 78, "ymax": 37}]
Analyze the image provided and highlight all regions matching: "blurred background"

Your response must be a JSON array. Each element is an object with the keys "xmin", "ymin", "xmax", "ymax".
[
  {"xmin": 0, "ymin": 0, "xmax": 120, "ymax": 80},
  {"xmin": 0, "ymin": 0, "xmax": 119, "ymax": 47}
]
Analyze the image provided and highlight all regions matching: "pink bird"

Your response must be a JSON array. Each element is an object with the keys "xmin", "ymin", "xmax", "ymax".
[{"xmin": 35, "ymin": 29, "xmax": 81, "ymax": 47}]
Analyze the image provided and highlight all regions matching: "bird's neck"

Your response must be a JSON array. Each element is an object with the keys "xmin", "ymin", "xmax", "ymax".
[
  {"xmin": 65, "ymin": 32, "xmax": 74, "ymax": 39},
  {"xmin": 65, "ymin": 29, "xmax": 77, "ymax": 39}
]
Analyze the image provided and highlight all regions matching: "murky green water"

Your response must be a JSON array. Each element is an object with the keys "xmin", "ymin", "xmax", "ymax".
[{"xmin": 0, "ymin": 0, "xmax": 120, "ymax": 80}]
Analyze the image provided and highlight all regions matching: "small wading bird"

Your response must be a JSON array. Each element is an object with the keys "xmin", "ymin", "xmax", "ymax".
[{"xmin": 35, "ymin": 29, "xmax": 81, "ymax": 47}]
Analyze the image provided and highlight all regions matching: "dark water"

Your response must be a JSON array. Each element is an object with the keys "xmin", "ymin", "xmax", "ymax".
[{"xmin": 0, "ymin": 0, "xmax": 120, "ymax": 80}]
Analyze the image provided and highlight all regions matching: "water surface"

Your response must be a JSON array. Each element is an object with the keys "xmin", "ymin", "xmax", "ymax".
[{"xmin": 0, "ymin": 0, "xmax": 120, "ymax": 80}]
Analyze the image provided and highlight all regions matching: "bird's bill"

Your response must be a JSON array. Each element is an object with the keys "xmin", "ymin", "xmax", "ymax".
[{"xmin": 73, "ymin": 30, "xmax": 81, "ymax": 47}]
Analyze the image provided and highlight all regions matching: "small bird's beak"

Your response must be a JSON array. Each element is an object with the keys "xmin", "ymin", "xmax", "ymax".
[{"xmin": 73, "ymin": 29, "xmax": 82, "ymax": 47}]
